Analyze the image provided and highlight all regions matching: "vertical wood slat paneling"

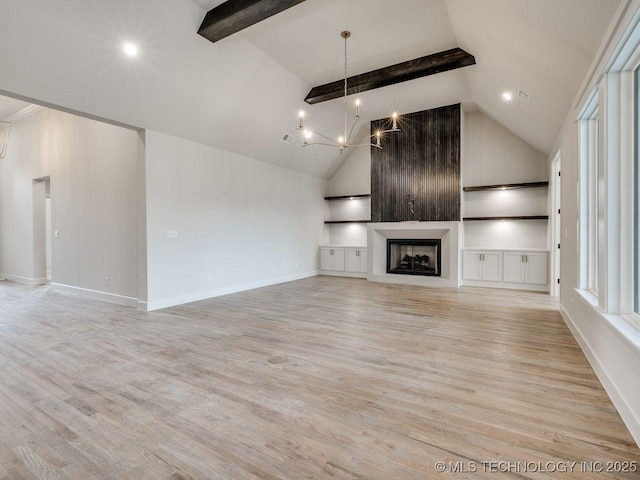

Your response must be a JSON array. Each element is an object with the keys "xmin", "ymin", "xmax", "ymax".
[{"xmin": 371, "ymin": 104, "xmax": 461, "ymax": 223}]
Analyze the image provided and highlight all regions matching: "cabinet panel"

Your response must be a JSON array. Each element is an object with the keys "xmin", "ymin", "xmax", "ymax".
[
  {"xmin": 463, "ymin": 251, "xmax": 502, "ymax": 281},
  {"xmin": 346, "ymin": 248, "xmax": 368, "ymax": 273},
  {"xmin": 525, "ymin": 252, "xmax": 548, "ymax": 285},
  {"xmin": 320, "ymin": 248, "xmax": 333, "ymax": 270},
  {"xmin": 462, "ymin": 251, "xmax": 482, "ymax": 280},
  {"xmin": 503, "ymin": 252, "xmax": 525, "ymax": 283},
  {"xmin": 332, "ymin": 248, "xmax": 345, "ymax": 271},
  {"xmin": 482, "ymin": 252, "xmax": 502, "ymax": 282},
  {"xmin": 346, "ymin": 249, "xmax": 360, "ymax": 272},
  {"xmin": 320, "ymin": 247, "xmax": 345, "ymax": 271},
  {"xmin": 358, "ymin": 249, "xmax": 368, "ymax": 273}
]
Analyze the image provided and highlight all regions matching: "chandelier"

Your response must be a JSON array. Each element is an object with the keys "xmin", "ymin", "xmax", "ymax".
[{"xmin": 297, "ymin": 31, "xmax": 400, "ymax": 153}]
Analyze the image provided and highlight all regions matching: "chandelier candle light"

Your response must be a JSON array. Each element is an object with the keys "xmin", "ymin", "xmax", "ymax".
[{"xmin": 297, "ymin": 31, "xmax": 400, "ymax": 153}]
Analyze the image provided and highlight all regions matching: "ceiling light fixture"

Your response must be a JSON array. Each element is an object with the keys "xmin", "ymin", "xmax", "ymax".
[
  {"xmin": 297, "ymin": 31, "xmax": 400, "ymax": 153},
  {"xmin": 502, "ymin": 91, "xmax": 513, "ymax": 102},
  {"xmin": 123, "ymin": 43, "xmax": 138, "ymax": 56}
]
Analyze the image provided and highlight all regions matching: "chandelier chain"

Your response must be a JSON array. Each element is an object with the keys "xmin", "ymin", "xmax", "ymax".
[
  {"xmin": 297, "ymin": 30, "xmax": 399, "ymax": 152},
  {"xmin": 343, "ymin": 32, "xmax": 348, "ymax": 142}
]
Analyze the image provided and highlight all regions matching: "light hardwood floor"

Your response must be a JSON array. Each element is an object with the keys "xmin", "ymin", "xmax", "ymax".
[{"xmin": 0, "ymin": 277, "xmax": 638, "ymax": 479}]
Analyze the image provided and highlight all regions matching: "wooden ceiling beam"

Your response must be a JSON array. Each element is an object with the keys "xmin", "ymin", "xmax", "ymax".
[
  {"xmin": 305, "ymin": 47, "xmax": 476, "ymax": 104},
  {"xmin": 198, "ymin": 0, "xmax": 306, "ymax": 44}
]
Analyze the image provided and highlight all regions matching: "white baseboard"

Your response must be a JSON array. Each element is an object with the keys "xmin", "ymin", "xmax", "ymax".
[
  {"xmin": 0, "ymin": 274, "xmax": 48, "ymax": 286},
  {"xmin": 319, "ymin": 270, "xmax": 367, "ymax": 279},
  {"xmin": 145, "ymin": 270, "xmax": 319, "ymax": 312},
  {"xmin": 461, "ymin": 279, "xmax": 549, "ymax": 292},
  {"xmin": 50, "ymin": 283, "xmax": 138, "ymax": 308},
  {"xmin": 560, "ymin": 305, "xmax": 640, "ymax": 447}
]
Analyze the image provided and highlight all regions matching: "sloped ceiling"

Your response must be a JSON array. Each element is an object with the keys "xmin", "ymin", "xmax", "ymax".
[{"xmin": 0, "ymin": 0, "xmax": 621, "ymax": 178}]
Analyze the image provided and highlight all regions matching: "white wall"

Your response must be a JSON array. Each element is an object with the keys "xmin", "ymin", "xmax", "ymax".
[
  {"xmin": 144, "ymin": 130, "xmax": 328, "ymax": 311},
  {"xmin": 463, "ymin": 111, "xmax": 549, "ymax": 249},
  {"xmin": 324, "ymin": 147, "xmax": 371, "ymax": 246},
  {"xmin": 328, "ymin": 148, "xmax": 371, "ymax": 197},
  {"xmin": 0, "ymin": 107, "xmax": 140, "ymax": 304},
  {"xmin": 553, "ymin": 1, "xmax": 640, "ymax": 445}
]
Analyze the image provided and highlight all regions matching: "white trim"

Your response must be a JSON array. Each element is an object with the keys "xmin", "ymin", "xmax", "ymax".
[
  {"xmin": 461, "ymin": 280, "xmax": 548, "ymax": 292},
  {"xmin": 136, "ymin": 300, "xmax": 148, "ymax": 311},
  {"xmin": 578, "ymin": 86, "xmax": 600, "ymax": 120},
  {"xmin": 550, "ymin": 151, "xmax": 562, "ymax": 297},
  {"xmin": 0, "ymin": 274, "xmax": 47, "ymax": 286},
  {"xmin": 4, "ymin": 104, "xmax": 43, "ymax": 123},
  {"xmin": 560, "ymin": 303, "xmax": 640, "ymax": 447},
  {"xmin": 576, "ymin": 288, "xmax": 640, "ymax": 350},
  {"xmin": 577, "ymin": 97, "xmax": 600, "ymax": 295},
  {"xmin": 607, "ymin": 5, "xmax": 640, "ymax": 72},
  {"xmin": 145, "ymin": 270, "xmax": 319, "ymax": 312},
  {"xmin": 50, "ymin": 283, "xmax": 138, "ymax": 308},
  {"xmin": 319, "ymin": 271, "xmax": 366, "ymax": 279}
]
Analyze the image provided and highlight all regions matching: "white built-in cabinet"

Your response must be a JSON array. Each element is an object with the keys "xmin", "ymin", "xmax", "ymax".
[
  {"xmin": 462, "ymin": 249, "xmax": 549, "ymax": 291},
  {"xmin": 462, "ymin": 250, "xmax": 502, "ymax": 282},
  {"xmin": 502, "ymin": 251, "xmax": 548, "ymax": 285},
  {"xmin": 345, "ymin": 248, "xmax": 368, "ymax": 274},
  {"xmin": 320, "ymin": 246, "xmax": 367, "ymax": 278},
  {"xmin": 320, "ymin": 247, "xmax": 345, "ymax": 272}
]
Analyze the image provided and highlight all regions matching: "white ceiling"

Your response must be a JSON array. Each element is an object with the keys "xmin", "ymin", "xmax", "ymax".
[{"xmin": 0, "ymin": 0, "xmax": 621, "ymax": 178}]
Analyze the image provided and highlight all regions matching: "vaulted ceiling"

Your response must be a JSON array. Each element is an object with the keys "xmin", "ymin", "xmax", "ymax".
[{"xmin": 0, "ymin": 0, "xmax": 621, "ymax": 178}]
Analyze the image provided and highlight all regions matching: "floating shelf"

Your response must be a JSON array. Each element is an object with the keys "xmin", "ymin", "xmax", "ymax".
[
  {"xmin": 324, "ymin": 220, "xmax": 371, "ymax": 224},
  {"xmin": 324, "ymin": 194, "xmax": 372, "ymax": 201},
  {"xmin": 463, "ymin": 215, "xmax": 549, "ymax": 221},
  {"xmin": 463, "ymin": 181, "xmax": 549, "ymax": 192}
]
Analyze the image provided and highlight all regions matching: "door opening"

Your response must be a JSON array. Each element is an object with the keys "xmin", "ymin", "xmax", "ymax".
[{"xmin": 33, "ymin": 177, "xmax": 51, "ymax": 284}]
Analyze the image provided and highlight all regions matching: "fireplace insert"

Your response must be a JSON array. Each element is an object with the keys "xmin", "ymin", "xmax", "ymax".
[{"xmin": 386, "ymin": 239, "xmax": 441, "ymax": 276}]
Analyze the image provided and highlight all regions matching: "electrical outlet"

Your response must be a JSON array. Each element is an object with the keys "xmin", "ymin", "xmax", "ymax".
[
  {"xmin": 54, "ymin": 230, "xmax": 59, "ymax": 238},
  {"xmin": 207, "ymin": 274, "xmax": 213, "ymax": 282},
  {"xmin": 104, "ymin": 276, "xmax": 110, "ymax": 285}
]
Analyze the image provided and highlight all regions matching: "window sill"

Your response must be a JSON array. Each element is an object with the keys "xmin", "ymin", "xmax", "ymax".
[{"xmin": 575, "ymin": 288, "xmax": 640, "ymax": 351}]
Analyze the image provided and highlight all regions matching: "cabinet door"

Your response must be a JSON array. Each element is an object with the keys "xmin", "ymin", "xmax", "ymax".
[
  {"xmin": 332, "ymin": 248, "xmax": 345, "ymax": 271},
  {"xmin": 358, "ymin": 249, "xmax": 368, "ymax": 273},
  {"xmin": 524, "ymin": 252, "xmax": 548, "ymax": 285},
  {"xmin": 482, "ymin": 252, "xmax": 503, "ymax": 282},
  {"xmin": 503, "ymin": 252, "xmax": 524, "ymax": 283},
  {"xmin": 320, "ymin": 248, "xmax": 334, "ymax": 271},
  {"xmin": 462, "ymin": 251, "xmax": 482, "ymax": 280},
  {"xmin": 345, "ymin": 249, "xmax": 359, "ymax": 272}
]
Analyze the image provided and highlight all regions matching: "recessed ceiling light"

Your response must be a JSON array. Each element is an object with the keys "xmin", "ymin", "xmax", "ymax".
[
  {"xmin": 123, "ymin": 43, "xmax": 138, "ymax": 57},
  {"xmin": 502, "ymin": 91, "xmax": 513, "ymax": 102}
]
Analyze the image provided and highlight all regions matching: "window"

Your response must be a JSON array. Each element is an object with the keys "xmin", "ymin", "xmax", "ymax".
[
  {"xmin": 578, "ymin": 7, "xmax": 640, "ymax": 317},
  {"xmin": 635, "ymin": 66, "xmax": 640, "ymax": 313},
  {"xmin": 578, "ymin": 91, "xmax": 600, "ymax": 296}
]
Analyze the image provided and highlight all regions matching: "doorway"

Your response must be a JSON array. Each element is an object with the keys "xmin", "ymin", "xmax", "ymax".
[{"xmin": 33, "ymin": 177, "xmax": 51, "ymax": 284}]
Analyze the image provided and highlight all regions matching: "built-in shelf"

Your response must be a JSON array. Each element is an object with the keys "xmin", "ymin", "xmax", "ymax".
[
  {"xmin": 324, "ymin": 194, "xmax": 372, "ymax": 200},
  {"xmin": 462, "ymin": 181, "xmax": 549, "ymax": 192},
  {"xmin": 324, "ymin": 220, "xmax": 370, "ymax": 224},
  {"xmin": 463, "ymin": 215, "xmax": 549, "ymax": 221}
]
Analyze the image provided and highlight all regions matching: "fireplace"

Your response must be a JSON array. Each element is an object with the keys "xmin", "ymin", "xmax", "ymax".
[{"xmin": 387, "ymin": 239, "xmax": 441, "ymax": 276}]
